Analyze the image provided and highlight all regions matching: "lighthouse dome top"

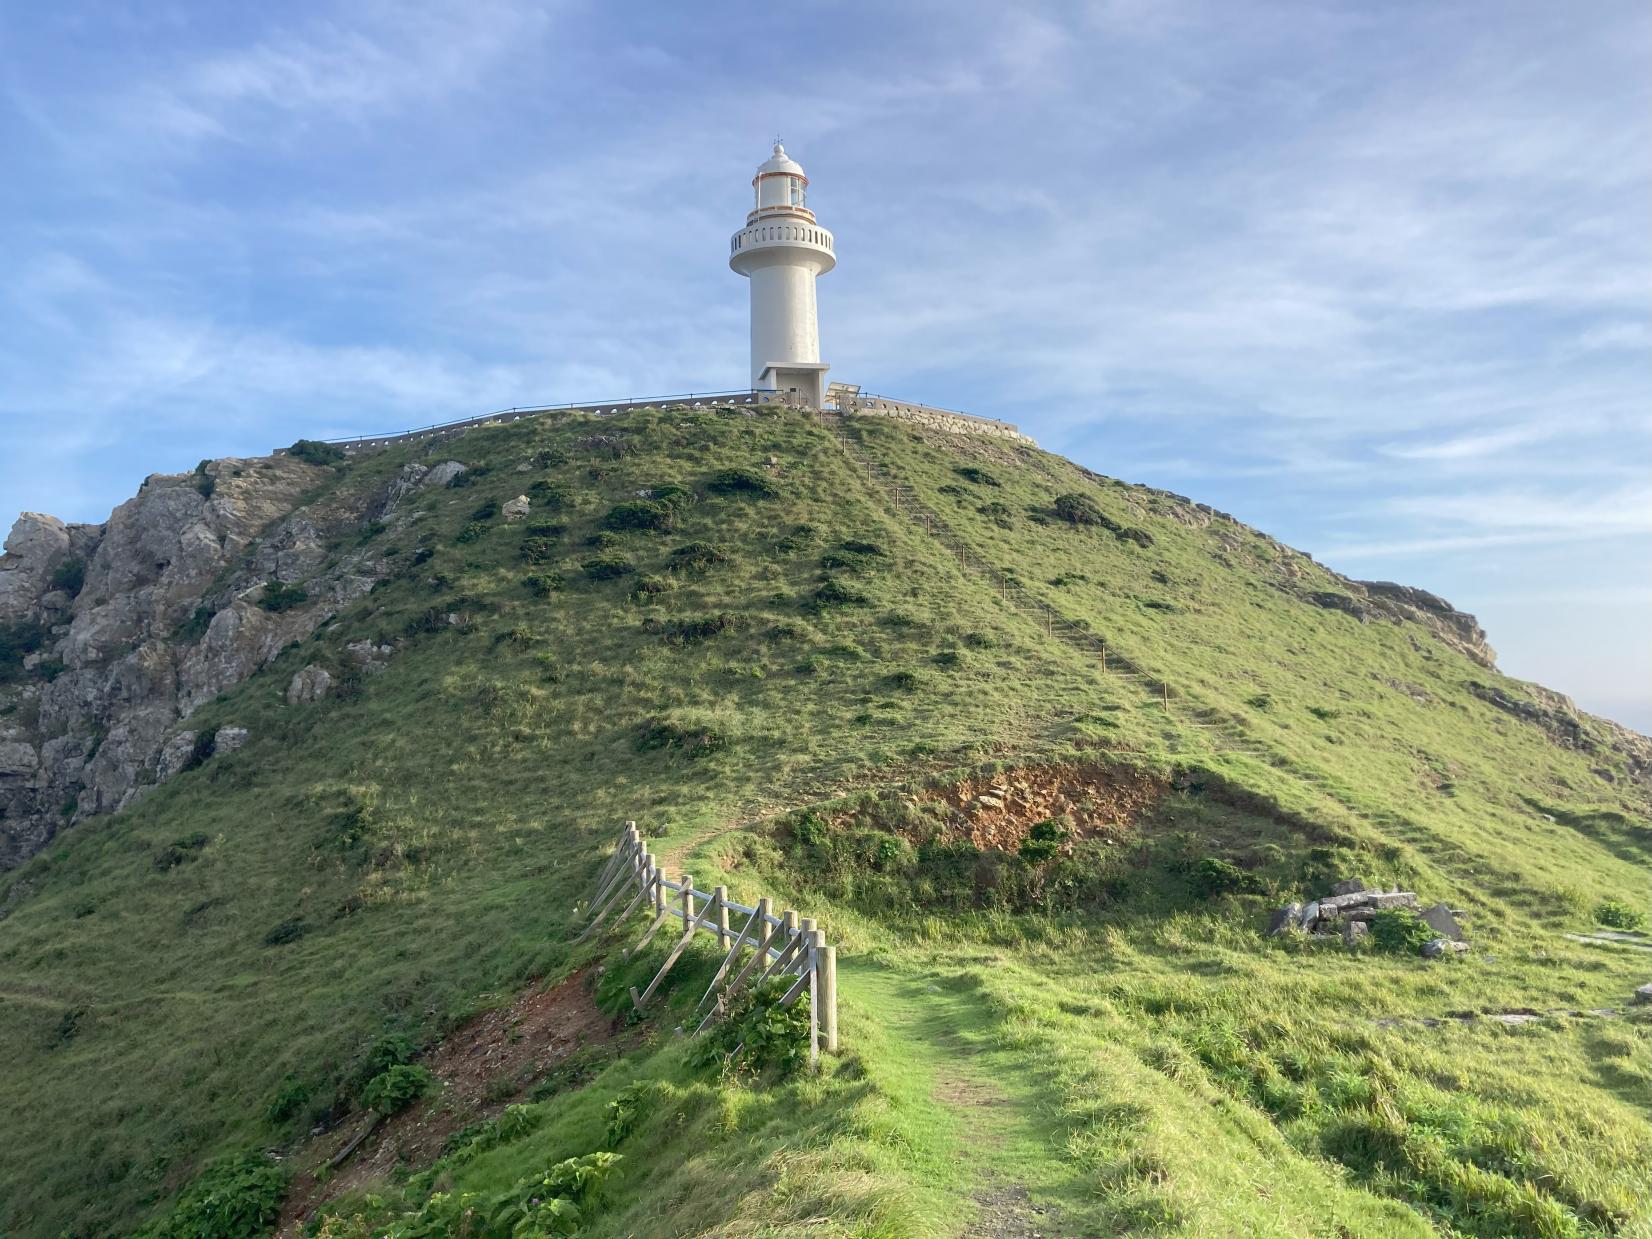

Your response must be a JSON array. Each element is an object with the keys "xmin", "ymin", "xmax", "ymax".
[{"xmin": 757, "ymin": 142, "xmax": 804, "ymax": 176}]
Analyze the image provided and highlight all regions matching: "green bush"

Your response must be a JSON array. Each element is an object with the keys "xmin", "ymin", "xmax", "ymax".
[
  {"xmin": 454, "ymin": 521, "xmax": 488, "ymax": 544},
  {"xmin": 0, "ymin": 619, "xmax": 49, "ymax": 681},
  {"xmin": 1594, "ymin": 898, "xmax": 1647, "ymax": 931},
  {"xmin": 528, "ymin": 479, "xmax": 567, "ymax": 507},
  {"xmin": 1369, "ymin": 908, "xmax": 1436, "ymax": 955},
  {"xmin": 520, "ymin": 536, "xmax": 557, "ymax": 564},
  {"xmin": 262, "ymin": 918, "xmax": 308, "ymax": 947},
  {"xmin": 1188, "ymin": 856, "xmax": 1256, "ymax": 898},
  {"xmin": 629, "ymin": 574, "xmax": 673, "ymax": 602},
  {"xmin": 692, "ymin": 976, "xmax": 811, "ymax": 1077},
  {"xmin": 807, "ymin": 578, "xmax": 867, "ymax": 611},
  {"xmin": 1053, "ymin": 492, "xmax": 1120, "ymax": 530},
  {"xmin": 650, "ymin": 482, "xmax": 697, "ymax": 511},
  {"xmin": 635, "ymin": 719, "xmax": 727, "ymax": 758},
  {"xmin": 884, "ymin": 669, "xmax": 921, "ymax": 691},
  {"xmin": 604, "ymin": 499, "xmax": 675, "ymax": 532},
  {"xmin": 531, "ymin": 447, "xmax": 568, "ymax": 468},
  {"xmin": 134, "ymin": 1151, "xmax": 287, "ymax": 1239},
  {"xmin": 1019, "ymin": 818, "xmax": 1068, "ymax": 863},
  {"xmin": 955, "ymin": 465, "xmax": 1000, "ymax": 487},
  {"xmin": 775, "ymin": 523, "xmax": 818, "ymax": 553},
  {"xmin": 1116, "ymin": 527, "xmax": 1155, "ymax": 547},
  {"xmin": 285, "ymin": 439, "xmax": 345, "ymax": 467},
  {"xmin": 582, "ymin": 555, "xmax": 635, "ymax": 581},
  {"xmin": 265, "ymin": 1075, "xmax": 309, "ymax": 1124},
  {"xmin": 978, "ymin": 501, "xmax": 1014, "ymax": 528},
  {"xmin": 361, "ymin": 1063, "xmax": 432, "ymax": 1115},
  {"xmin": 470, "ymin": 498, "xmax": 500, "ymax": 521},
  {"xmin": 657, "ymin": 615, "xmax": 734, "ymax": 645},
  {"xmin": 49, "ymin": 557, "xmax": 86, "ymax": 597},
  {"xmin": 669, "ymin": 541, "xmax": 728, "ymax": 572},
  {"xmin": 706, "ymin": 467, "xmax": 778, "ymax": 498},
  {"xmin": 257, "ymin": 581, "xmax": 309, "ymax": 612},
  {"xmin": 522, "ymin": 573, "xmax": 564, "ymax": 598},
  {"xmin": 193, "ymin": 461, "xmax": 216, "ymax": 499}
]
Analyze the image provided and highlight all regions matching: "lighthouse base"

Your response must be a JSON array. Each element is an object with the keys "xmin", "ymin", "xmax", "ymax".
[{"xmin": 757, "ymin": 362, "xmax": 830, "ymax": 410}]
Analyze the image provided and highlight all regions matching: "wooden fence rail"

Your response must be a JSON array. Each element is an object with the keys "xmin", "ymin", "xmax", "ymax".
[{"xmin": 575, "ymin": 823, "xmax": 838, "ymax": 1067}]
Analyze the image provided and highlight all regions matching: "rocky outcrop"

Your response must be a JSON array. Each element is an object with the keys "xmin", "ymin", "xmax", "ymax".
[
  {"xmin": 1356, "ymin": 580, "xmax": 1495, "ymax": 668},
  {"xmin": 0, "ymin": 452, "xmax": 398, "ymax": 869}
]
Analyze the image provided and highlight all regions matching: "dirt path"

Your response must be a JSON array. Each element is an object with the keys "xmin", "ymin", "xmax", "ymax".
[
  {"xmin": 276, "ymin": 968, "xmax": 623, "ymax": 1234},
  {"xmin": 845, "ymin": 961, "xmax": 1078, "ymax": 1237}
]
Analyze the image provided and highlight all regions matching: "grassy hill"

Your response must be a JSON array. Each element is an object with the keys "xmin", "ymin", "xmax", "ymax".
[{"xmin": 0, "ymin": 402, "xmax": 1646, "ymax": 1238}]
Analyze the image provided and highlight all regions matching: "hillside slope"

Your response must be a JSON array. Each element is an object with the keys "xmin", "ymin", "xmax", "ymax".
[{"xmin": 0, "ymin": 403, "xmax": 1646, "ymax": 1238}]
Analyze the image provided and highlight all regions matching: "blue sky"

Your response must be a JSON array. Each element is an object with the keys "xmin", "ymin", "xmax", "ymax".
[{"xmin": 2, "ymin": 1, "xmax": 1648, "ymax": 729}]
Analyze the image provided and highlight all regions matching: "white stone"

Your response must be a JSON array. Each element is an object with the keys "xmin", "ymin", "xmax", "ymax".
[
  {"xmin": 213, "ymin": 725, "xmax": 249, "ymax": 754},
  {"xmin": 286, "ymin": 664, "xmax": 333, "ymax": 705},
  {"xmin": 729, "ymin": 143, "xmax": 835, "ymax": 408},
  {"xmin": 502, "ymin": 495, "xmax": 531, "ymax": 520}
]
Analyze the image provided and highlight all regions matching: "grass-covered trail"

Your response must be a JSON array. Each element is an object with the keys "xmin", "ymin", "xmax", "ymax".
[{"xmin": 843, "ymin": 959, "xmax": 1086, "ymax": 1236}]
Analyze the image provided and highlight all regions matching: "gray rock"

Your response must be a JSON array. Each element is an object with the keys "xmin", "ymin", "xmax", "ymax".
[
  {"xmin": 974, "ymin": 794, "xmax": 1004, "ymax": 810},
  {"xmin": 1421, "ymin": 937, "xmax": 1470, "ymax": 959},
  {"xmin": 0, "ymin": 741, "xmax": 40, "ymax": 779},
  {"xmin": 1343, "ymin": 919, "xmax": 1369, "ymax": 945},
  {"xmin": 1331, "ymin": 878, "xmax": 1367, "ymax": 897},
  {"xmin": 501, "ymin": 495, "xmax": 531, "ymax": 520},
  {"xmin": 156, "ymin": 731, "xmax": 198, "ymax": 781},
  {"xmin": 1633, "ymin": 983, "xmax": 1652, "ymax": 1006},
  {"xmin": 1419, "ymin": 902, "xmax": 1464, "ymax": 942},
  {"xmin": 213, "ymin": 725, "xmax": 248, "ymax": 754},
  {"xmin": 0, "ymin": 512, "xmax": 74, "ymax": 621},
  {"xmin": 286, "ymin": 664, "xmax": 333, "ymax": 705},
  {"xmin": 1267, "ymin": 902, "xmax": 1302, "ymax": 935},
  {"xmin": 422, "ymin": 461, "xmax": 468, "ymax": 488},
  {"xmin": 1299, "ymin": 900, "xmax": 1320, "ymax": 928}
]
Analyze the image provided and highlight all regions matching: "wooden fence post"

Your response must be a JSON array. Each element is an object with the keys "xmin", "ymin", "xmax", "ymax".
[
  {"xmin": 651, "ymin": 854, "xmax": 663, "ymax": 916},
  {"xmin": 713, "ymin": 886, "xmax": 730, "ymax": 950},
  {"xmin": 820, "ymin": 940, "xmax": 838, "ymax": 1053}
]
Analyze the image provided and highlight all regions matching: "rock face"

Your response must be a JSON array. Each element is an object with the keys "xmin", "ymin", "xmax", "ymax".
[
  {"xmin": 0, "ymin": 453, "xmax": 398, "ymax": 869},
  {"xmin": 1354, "ymin": 580, "xmax": 1495, "ymax": 668}
]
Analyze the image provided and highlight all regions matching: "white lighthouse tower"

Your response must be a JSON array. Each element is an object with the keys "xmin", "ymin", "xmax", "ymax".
[{"xmin": 729, "ymin": 142, "xmax": 835, "ymax": 408}]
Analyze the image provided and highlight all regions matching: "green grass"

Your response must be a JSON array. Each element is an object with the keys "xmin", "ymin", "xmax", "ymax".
[{"xmin": 0, "ymin": 403, "xmax": 1646, "ymax": 1237}]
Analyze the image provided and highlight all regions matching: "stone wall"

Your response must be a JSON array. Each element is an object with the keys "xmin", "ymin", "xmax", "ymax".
[{"xmin": 847, "ymin": 397, "xmax": 1035, "ymax": 445}]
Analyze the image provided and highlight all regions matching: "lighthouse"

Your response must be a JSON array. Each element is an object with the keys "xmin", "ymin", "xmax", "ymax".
[{"xmin": 729, "ymin": 142, "xmax": 835, "ymax": 408}]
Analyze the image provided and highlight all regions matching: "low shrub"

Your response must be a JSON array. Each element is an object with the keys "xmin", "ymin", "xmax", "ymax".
[
  {"xmin": 629, "ymin": 574, "xmax": 673, "ymax": 601},
  {"xmin": 1019, "ymin": 817, "xmax": 1068, "ymax": 863},
  {"xmin": 524, "ymin": 521, "xmax": 565, "ymax": 538},
  {"xmin": 1053, "ymin": 492, "xmax": 1120, "ymax": 530},
  {"xmin": 531, "ymin": 447, "xmax": 568, "ymax": 468},
  {"xmin": 522, "ymin": 573, "xmax": 564, "ymax": 598},
  {"xmin": 361, "ymin": 1063, "xmax": 433, "ymax": 1115},
  {"xmin": 775, "ymin": 523, "xmax": 818, "ymax": 553},
  {"xmin": 49, "ymin": 556, "xmax": 86, "ymax": 597},
  {"xmin": 286, "ymin": 439, "xmax": 345, "ymax": 467},
  {"xmin": 262, "ymin": 918, "xmax": 309, "ymax": 947},
  {"xmin": 603, "ymin": 499, "xmax": 675, "ymax": 532},
  {"xmin": 0, "ymin": 619, "xmax": 49, "ymax": 681},
  {"xmin": 1369, "ymin": 908, "xmax": 1436, "ymax": 955},
  {"xmin": 586, "ymin": 530, "xmax": 620, "ymax": 549},
  {"xmin": 807, "ymin": 578, "xmax": 868, "ymax": 611},
  {"xmin": 582, "ymin": 555, "xmax": 635, "ymax": 581},
  {"xmin": 454, "ymin": 521, "xmax": 488, "ymax": 544},
  {"xmin": 955, "ymin": 465, "xmax": 1000, "ymax": 487},
  {"xmin": 174, "ymin": 606, "xmax": 217, "ymax": 643},
  {"xmin": 520, "ymin": 536, "xmax": 557, "ymax": 564},
  {"xmin": 265, "ymin": 1075, "xmax": 309, "ymax": 1124},
  {"xmin": 470, "ymin": 499, "xmax": 500, "ymax": 521},
  {"xmin": 1188, "ymin": 856, "xmax": 1257, "ymax": 898},
  {"xmin": 257, "ymin": 581, "xmax": 309, "ymax": 612},
  {"xmin": 669, "ymin": 541, "xmax": 728, "ymax": 572},
  {"xmin": 650, "ymin": 482, "xmax": 697, "ymax": 511},
  {"xmin": 635, "ymin": 719, "xmax": 727, "ymax": 758},
  {"xmin": 1594, "ymin": 898, "xmax": 1647, "ymax": 932},
  {"xmin": 657, "ymin": 615, "xmax": 734, "ymax": 645},
  {"xmin": 978, "ymin": 501, "xmax": 1014, "ymax": 528},
  {"xmin": 707, "ymin": 467, "xmax": 778, "ymax": 498},
  {"xmin": 133, "ymin": 1151, "xmax": 287, "ymax": 1239},
  {"xmin": 691, "ymin": 976, "xmax": 810, "ymax": 1077},
  {"xmin": 884, "ymin": 669, "xmax": 921, "ymax": 691},
  {"xmin": 527, "ymin": 479, "xmax": 567, "ymax": 507},
  {"xmin": 1116, "ymin": 526, "xmax": 1155, "ymax": 547}
]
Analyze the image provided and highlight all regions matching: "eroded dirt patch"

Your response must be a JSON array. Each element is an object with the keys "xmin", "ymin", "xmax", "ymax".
[
  {"xmin": 916, "ymin": 762, "xmax": 1167, "ymax": 852},
  {"xmin": 277, "ymin": 968, "xmax": 621, "ymax": 1234}
]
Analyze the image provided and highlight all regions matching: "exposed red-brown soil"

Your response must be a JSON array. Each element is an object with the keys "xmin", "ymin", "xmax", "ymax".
[
  {"xmin": 276, "ymin": 968, "xmax": 622, "ymax": 1234},
  {"xmin": 912, "ymin": 761, "xmax": 1168, "ymax": 852}
]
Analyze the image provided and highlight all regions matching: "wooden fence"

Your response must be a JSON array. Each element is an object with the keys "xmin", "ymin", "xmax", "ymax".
[{"xmin": 575, "ymin": 823, "xmax": 838, "ymax": 1067}]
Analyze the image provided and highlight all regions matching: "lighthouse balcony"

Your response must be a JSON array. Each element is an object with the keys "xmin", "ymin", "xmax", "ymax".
[{"xmin": 729, "ymin": 221, "xmax": 835, "ymax": 259}]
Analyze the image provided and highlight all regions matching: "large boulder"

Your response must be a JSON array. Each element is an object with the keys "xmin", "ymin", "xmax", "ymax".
[
  {"xmin": 1419, "ymin": 903, "xmax": 1465, "ymax": 942},
  {"xmin": 0, "ymin": 513, "xmax": 74, "ymax": 620},
  {"xmin": 286, "ymin": 665, "xmax": 333, "ymax": 705}
]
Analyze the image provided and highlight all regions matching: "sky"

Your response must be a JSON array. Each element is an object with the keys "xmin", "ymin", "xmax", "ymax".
[{"xmin": 1, "ymin": 1, "xmax": 1648, "ymax": 729}]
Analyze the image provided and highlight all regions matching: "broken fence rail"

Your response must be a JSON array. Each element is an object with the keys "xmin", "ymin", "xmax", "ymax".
[{"xmin": 574, "ymin": 822, "xmax": 838, "ymax": 1067}]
